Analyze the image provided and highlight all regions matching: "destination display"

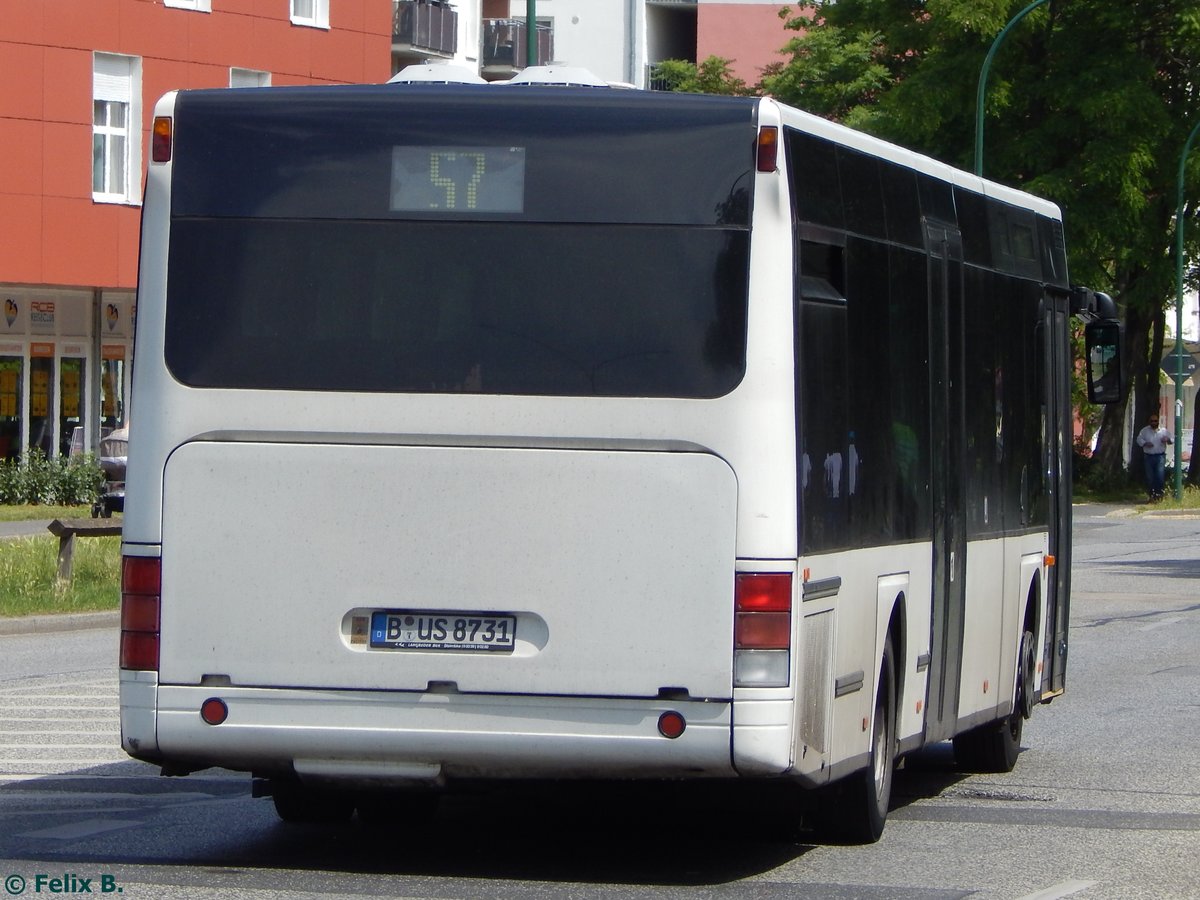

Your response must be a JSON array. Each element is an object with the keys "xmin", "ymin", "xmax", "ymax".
[{"xmin": 390, "ymin": 146, "xmax": 526, "ymax": 214}]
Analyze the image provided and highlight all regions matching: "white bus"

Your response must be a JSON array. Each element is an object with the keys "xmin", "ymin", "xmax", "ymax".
[{"xmin": 119, "ymin": 81, "xmax": 1120, "ymax": 842}]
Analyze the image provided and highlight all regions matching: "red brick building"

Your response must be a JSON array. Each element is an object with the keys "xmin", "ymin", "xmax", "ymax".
[
  {"xmin": 696, "ymin": 3, "xmax": 791, "ymax": 85},
  {"xmin": 0, "ymin": 0, "xmax": 390, "ymax": 459}
]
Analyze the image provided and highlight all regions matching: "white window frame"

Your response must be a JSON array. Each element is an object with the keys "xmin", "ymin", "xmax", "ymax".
[
  {"xmin": 163, "ymin": 0, "xmax": 212, "ymax": 11},
  {"xmin": 290, "ymin": 0, "xmax": 329, "ymax": 29},
  {"xmin": 92, "ymin": 53, "xmax": 142, "ymax": 206},
  {"xmin": 230, "ymin": 68, "xmax": 273, "ymax": 88}
]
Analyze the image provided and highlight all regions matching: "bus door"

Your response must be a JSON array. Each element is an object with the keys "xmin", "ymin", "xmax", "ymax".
[
  {"xmin": 924, "ymin": 220, "xmax": 967, "ymax": 743},
  {"xmin": 1043, "ymin": 292, "xmax": 1072, "ymax": 695}
]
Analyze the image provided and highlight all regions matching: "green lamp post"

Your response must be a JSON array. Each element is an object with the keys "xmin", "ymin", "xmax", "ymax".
[
  {"xmin": 974, "ymin": 0, "xmax": 1052, "ymax": 177},
  {"xmin": 526, "ymin": 0, "xmax": 537, "ymax": 68}
]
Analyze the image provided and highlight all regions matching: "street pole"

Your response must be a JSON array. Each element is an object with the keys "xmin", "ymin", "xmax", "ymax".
[
  {"xmin": 526, "ymin": 0, "xmax": 537, "ymax": 69},
  {"xmin": 1173, "ymin": 118, "xmax": 1200, "ymax": 499},
  {"xmin": 974, "ymin": 0, "xmax": 1051, "ymax": 177}
]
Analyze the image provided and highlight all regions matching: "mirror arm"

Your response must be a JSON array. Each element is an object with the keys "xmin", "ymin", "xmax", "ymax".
[{"xmin": 1070, "ymin": 285, "xmax": 1118, "ymax": 322}]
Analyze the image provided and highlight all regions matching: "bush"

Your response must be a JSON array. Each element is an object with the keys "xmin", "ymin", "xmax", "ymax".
[{"xmin": 0, "ymin": 452, "xmax": 106, "ymax": 506}]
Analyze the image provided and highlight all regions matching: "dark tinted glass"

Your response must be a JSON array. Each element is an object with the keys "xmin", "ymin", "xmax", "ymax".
[
  {"xmin": 880, "ymin": 163, "xmax": 921, "ymax": 247},
  {"xmin": 165, "ymin": 220, "xmax": 749, "ymax": 397},
  {"xmin": 165, "ymin": 86, "xmax": 754, "ymax": 397},
  {"xmin": 963, "ymin": 267, "xmax": 1002, "ymax": 537},
  {"xmin": 988, "ymin": 201, "xmax": 1043, "ymax": 279},
  {"xmin": 171, "ymin": 86, "xmax": 755, "ymax": 226},
  {"xmin": 955, "ymin": 188, "xmax": 991, "ymax": 266},
  {"xmin": 918, "ymin": 174, "xmax": 956, "ymax": 224},
  {"xmin": 797, "ymin": 297, "xmax": 849, "ymax": 551},
  {"xmin": 787, "ymin": 130, "xmax": 844, "ymax": 230},
  {"xmin": 1038, "ymin": 215, "xmax": 1068, "ymax": 288},
  {"xmin": 838, "ymin": 148, "xmax": 886, "ymax": 239}
]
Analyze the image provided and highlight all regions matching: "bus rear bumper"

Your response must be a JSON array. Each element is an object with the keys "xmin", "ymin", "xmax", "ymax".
[{"xmin": 145, "ymin": 684, "xmax": 737, "ymax": 783}]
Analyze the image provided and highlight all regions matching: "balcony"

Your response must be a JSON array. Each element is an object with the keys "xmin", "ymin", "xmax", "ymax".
[
  {"xmin": 393, "ymin": 0, "xmax": 458, "ymax": 60},
  {"xmin": 481, "ymin": 19, "xmax": 553, "ymax": 80}
]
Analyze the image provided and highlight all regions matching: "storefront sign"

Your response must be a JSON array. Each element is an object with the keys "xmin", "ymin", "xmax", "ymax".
[
  {"xmin": 1, "ymin": 299, "xmax": 23, "ymax": 333},
  {"xmin": 30, "ymin": 300, "xmax": 56, "ymax": 334}
]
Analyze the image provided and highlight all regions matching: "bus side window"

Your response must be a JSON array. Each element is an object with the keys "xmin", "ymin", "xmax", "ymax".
[
  {"xmin": 797, "ymin": 237, "xmax": 849, "ymax": 553},
  {"xmin": 788, "ymin": 131, "xmax": 844, "ymax": 231},
  {"xmin": 798, "ymin": 239, "xmax": 845, "ymax": 301}
]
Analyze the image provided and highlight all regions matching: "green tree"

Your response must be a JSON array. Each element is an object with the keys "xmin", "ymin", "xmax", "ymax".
[
  {"xmin": 650, "ymin": 56, "xmax": 750, "ymax": 96},
  {"xmin": 761, "ymin": 0, "xmax": 1200, "ymax": 484}
]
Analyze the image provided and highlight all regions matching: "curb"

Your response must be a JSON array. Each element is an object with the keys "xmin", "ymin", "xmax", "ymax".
[{"xmin": 0, "ymin": 610, "xmax": 119, "ymax": 636}]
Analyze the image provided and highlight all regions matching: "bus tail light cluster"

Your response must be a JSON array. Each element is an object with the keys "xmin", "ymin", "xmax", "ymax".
[
  {"xmin": 734, "ymin": 572, "xmax": 791, "ymax": 687},
  {"xmin": 121, "ymin": 556, "xmax": 162, "ymax": 671},
  {"xmin": 152, "ymin": 117, "xmax": 173, "ymax": 163},
  {"xmin": 757, "ymin": 126, "xmax": 779, "ymax": 172}
]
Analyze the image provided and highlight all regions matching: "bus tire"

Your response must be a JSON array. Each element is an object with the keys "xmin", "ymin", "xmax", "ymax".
[
  {"xmin": 271, "ymin": 780, "xmax": 355, "ymax": 824},
  {"xmin": 821, "ymin": 632, "xmax": 896, "ymax": 844},
  {"xmin": 953, "ymin": 629, "xmax": 1032, "ymax": 774}
]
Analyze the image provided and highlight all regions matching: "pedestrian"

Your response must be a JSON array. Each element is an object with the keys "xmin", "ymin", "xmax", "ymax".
[{"xmin": 1136, "ymin": 412, "xmax": 1173, "ymax": 501}]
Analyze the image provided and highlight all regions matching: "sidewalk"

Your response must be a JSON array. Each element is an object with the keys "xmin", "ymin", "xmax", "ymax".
[
  {"xmin": 0, "ymin": 518, "xmax": 57, "ymax": 538},
  {"xmin": 0, "ymin": 609, "xmax": 118, "ymax": 635}
]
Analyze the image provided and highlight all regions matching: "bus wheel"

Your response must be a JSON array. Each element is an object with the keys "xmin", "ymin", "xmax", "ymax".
[
  {"xmin": 953, "ymin": 629, "xmax": 1033, "ymax": 774},
  {"xmin": 270, "ymin": 780, "xmax": 355, "ymax": 824},
  {"xmin": 821, "ymin": 633, "xmax": 896, "ymax": 844}
]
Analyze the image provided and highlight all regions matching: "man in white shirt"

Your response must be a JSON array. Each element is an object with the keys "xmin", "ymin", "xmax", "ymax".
[{"xmin": 1136, "ymin": 412, "xmax": 1173, "ymax": 500}]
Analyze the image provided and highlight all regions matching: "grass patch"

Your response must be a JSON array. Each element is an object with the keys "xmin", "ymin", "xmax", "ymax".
[
  {"xmin": 0, "ymin": 504, "xmax": 100, "ymax": 522},
  {"xmin": 1139, "ymin": 482, "xmax": 1200, "ymax": 510},
  {"xmin": 1076, "ymin": 477, "xmax": 1200, "ymax": 510},
  {"xmin": 0, "ymin": 534, "xmax": 120, "ymax": 617},
  {"xmin": 1073, "ymin": 484, "xmax": 1144, "ymax": 504}
]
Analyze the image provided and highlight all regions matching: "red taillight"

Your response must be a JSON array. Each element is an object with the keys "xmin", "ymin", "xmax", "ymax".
[
  {"xmin": 735, "ymin": 572, "xmax": 791, "ymax": 649},
  {"xmin": 121, "ymin": 592, "xmax": 159, "ymax": 632},
  {"xmin": 152, "ymin": 116, "xmax": 173, "ymax": 163},
  {"xmin": 757, "ymin": 126, "xmax": 779, "ymax": 173},
  {"xmin": 736, "ymin": 573, "xmax": 791, "ymax": 612},
  {"xmin": 735, "ymin": 612, "xmax": 790, "ymax": 649},
  {"xmin": 122, "ymin": 555, "xmax": 161, "ymax": 594},
  {"xmin": 121, "ymin": 556, "xmax": 161, "ymax": 671}
]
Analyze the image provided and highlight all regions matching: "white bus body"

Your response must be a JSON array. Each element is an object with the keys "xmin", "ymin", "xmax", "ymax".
[{"xmin": 121, "ymin": 83, "xmax": 1093, "ymax": 841}]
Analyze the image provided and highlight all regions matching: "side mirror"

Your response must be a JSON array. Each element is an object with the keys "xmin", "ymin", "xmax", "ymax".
[{"xmin": 1084, "ymin": 319, "xmax": 1122, "ymax": 404}]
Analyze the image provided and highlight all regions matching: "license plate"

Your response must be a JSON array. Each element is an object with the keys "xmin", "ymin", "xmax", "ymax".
[{"xmin": 369, "ymin": 611, "xmax": 516, "ymax": 652}]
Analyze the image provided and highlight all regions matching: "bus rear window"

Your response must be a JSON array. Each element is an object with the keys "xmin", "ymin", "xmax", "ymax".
[
  {"xmin": 165, "ymin": 220, "xmax": 748, "ymax": 397},
  {"xmin": 163, "ymin": 87, "xmax": 753, "ymax": 398}
]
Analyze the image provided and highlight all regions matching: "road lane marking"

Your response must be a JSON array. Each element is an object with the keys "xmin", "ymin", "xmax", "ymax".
[
  {"xmin": 20, "ymin": 817, "xmax": 142, "ymax": 840},
  {"xmin": 1016, "ymin": 880, "xmax": 1099, "ymax": 900}
]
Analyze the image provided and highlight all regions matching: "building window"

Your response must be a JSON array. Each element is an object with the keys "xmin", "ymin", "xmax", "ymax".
[
  {"xmin": 230, "ymin": 68, "xmax": 272, "ymax": 88},
  {"xmin": 163, "ymin": 0, "xmax": 212, "ymax": 11},
  {"xmin": 92, "ymin": 53, "xmax": 141, "ymax": 205},
  {"xmin": 290, "ymin": 0, "xmax": 329, "ymax": 29}
]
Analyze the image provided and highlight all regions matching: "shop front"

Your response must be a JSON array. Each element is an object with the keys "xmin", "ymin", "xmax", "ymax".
[{"xmin": 0, "ymin": 287, "xmax": 133, "ymax": 461}]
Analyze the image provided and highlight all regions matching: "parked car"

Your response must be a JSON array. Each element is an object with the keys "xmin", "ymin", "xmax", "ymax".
[{"xmin": 92, "ymin": 425, "xmax": 127, "ymax": 518}]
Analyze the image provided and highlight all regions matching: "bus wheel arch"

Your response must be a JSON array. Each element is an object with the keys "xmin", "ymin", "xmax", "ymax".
[
  {"xmin": 1019, "ymin": 577, "xmax": 1040, "ymax": 720},
  {"xmin": 887, "ymin": 594, "xmax": 907, "ymax": 711}
]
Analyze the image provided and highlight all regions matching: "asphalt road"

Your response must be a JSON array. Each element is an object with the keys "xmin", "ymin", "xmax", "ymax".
[{"xmin": 0, "ymin": 504, "xmax": 1197, "ymax": 898}]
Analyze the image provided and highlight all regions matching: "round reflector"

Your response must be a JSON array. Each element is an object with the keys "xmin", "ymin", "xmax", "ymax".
[
  {"xmin": 657, "ymin": 711, "xmax": 686, "ymax": 739},
  {"xmin": 200, "ymin": 698, "xmax": 228, "ymax": 726}
]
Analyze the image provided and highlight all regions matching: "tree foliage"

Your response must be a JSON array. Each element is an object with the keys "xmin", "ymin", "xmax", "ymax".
[
  {"xmin": 649, "ymin": 56, "xmax": 750, "ymax": 96},
  {"xmin": 744, "ymin": 1, "xmax": 1200, "ymax": 481}
]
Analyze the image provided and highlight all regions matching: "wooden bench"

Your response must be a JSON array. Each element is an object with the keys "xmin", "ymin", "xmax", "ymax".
[{"xmin": 47, "ymin": 518, "xmax": 122, "ymax": 584}]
